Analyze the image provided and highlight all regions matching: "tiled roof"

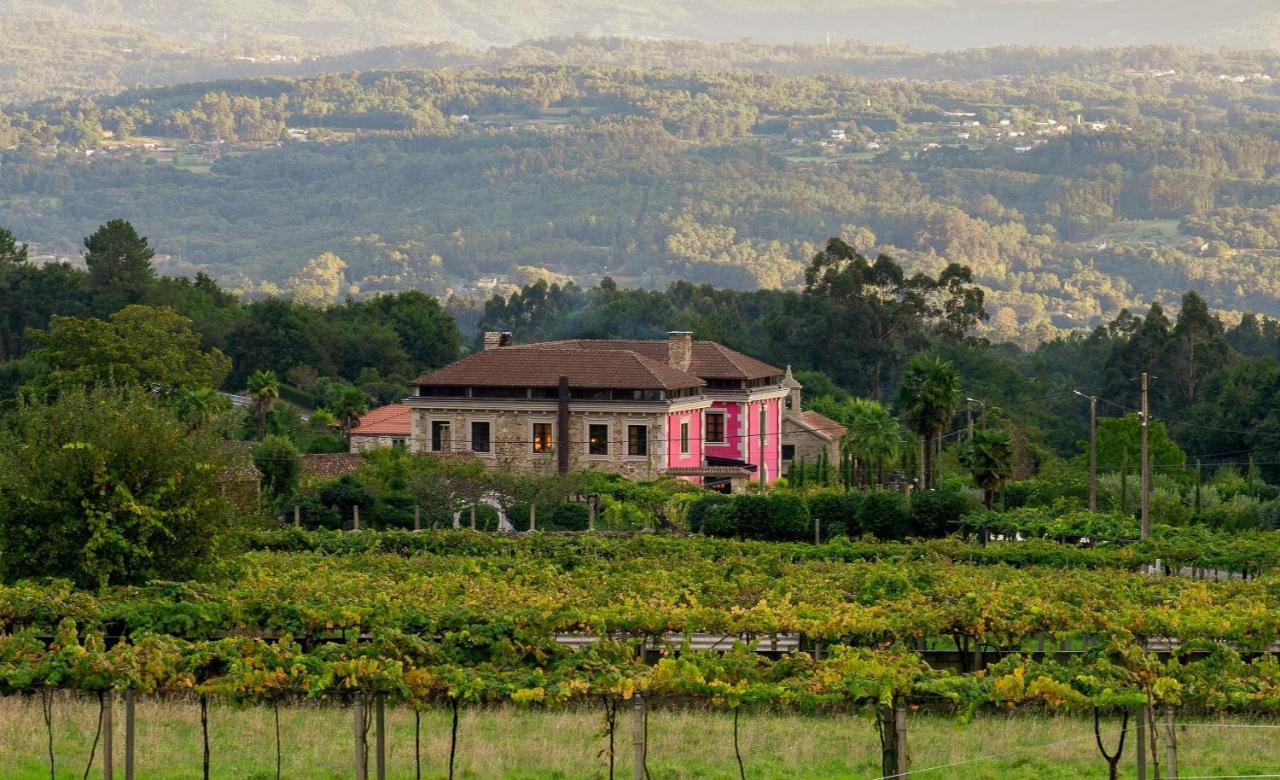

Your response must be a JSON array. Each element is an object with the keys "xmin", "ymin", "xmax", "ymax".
[
  {"xmin": 350, "ymin": 404, "xmax": 412, "ymax": 437},
  {"xmin": 516, "ymin": 339, "xmax": 782, "ymax": 381},
  {"xmin": 301, "ymin": 453, "xmax": 364, "ymax": 479},
  {"xmin": 662, "ymin": 466, "xmax": 753, "ymax": 477},
  {"xmin": 411, "ymin": 348, "xmax": 705, "ymax": 391},
  {"xmin": 800, "ymin": 410, "xmax": 848, "ymax": 442}
]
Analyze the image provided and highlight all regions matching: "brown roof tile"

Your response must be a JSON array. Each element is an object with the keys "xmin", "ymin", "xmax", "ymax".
[
  {"xmin": 800, "ymin": 410, "xmax": 848, "ymax": 442},
  {"xmin": 517, "ymin": 339, "xmax": 782, "ymax": 381},
  {"xmin": 301, "ymin": 453, "xmax": 364, "ymax": 479},
  {"xmin": 411, "ymin": 348, "xmax": 705, "ymax": 391},
  {"xmin": 350, "ymin": 404, "xmax": 412, "ymax": 437},
  {"xmin": 662, "ymin": 466, "xmax": 753, "ymax": 477}
]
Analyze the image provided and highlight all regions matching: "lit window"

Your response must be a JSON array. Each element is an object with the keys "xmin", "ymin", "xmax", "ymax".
[
  {"xmin": 588, "ymin": 424, "xmax": 609, "ymax": 456},
  {"xmin": 532, "ymin": 423, "xmax": 554, "ymax": 454}
]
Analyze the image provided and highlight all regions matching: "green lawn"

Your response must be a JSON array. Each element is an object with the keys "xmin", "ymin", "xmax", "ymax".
[{"xmin": 2, "ymin": 695, "xmax": 1277, "ymax": 778}]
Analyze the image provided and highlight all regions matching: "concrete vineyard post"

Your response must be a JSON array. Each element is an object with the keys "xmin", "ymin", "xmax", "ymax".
[
  {"xmin": 103, "ymin": 689, "xmax": 113, "ymax": 780},
  {"xmin": 354, "ymin": 695, "xmax": 367, "ymax": 780},
  {"xmin": 894, "ymin": 702, "xmax": 909, "ymax": 778},
  {"xmin": 413, "ymin": 505, "xmax": 421, "ymax": 531},
  {"xmin": 375, "ymin": 694, "xmax": 386, "ymax": 780},
  {"xmin": 353, "ymin": 503, "xmax": 361, "ymax": 532},
  {"xmin": 293, "ymin": 505, "xmax": 300, "ymax": 528},
  {"xmin": 632, "ymin": 696, "xmax": 646, "ymax": 780},
  {"xmin": 1164, "ymin": 708, "xmax": 1177, "ymax": 779},
  {"xmin": 1136, "ymin": 708, "xmax": 1147, "ymax": 780},
  {"xmin": 125, "ymin": 690, "xmax": 135, "ymax": 780}
]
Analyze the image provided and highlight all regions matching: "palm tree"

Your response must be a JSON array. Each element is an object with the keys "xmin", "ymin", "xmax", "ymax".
[
  {"xmin": 960, "ymin": 427, "xmax": 1014, "ymax": 508},
  {"xmin": 173, "ymin": 387, "xmax": 229, "ymax": 431},
  {"xmin": 896, "ymin": 354, "xmax": 961, "ymax": 490},
  {"xmin": 330, "ymin": 386, "xmax": 369, "ymax": 444},
  {"xmin": 842, "ymin": 398, "xmax": 902, "ymax": 488},
  {"xmin": 246, "ymin": 369, "xmax": 280, "ymax": 440}
]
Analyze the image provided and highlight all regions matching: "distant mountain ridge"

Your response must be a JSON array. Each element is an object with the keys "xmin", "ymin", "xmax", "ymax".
[{"xmin": 4, "ymin": 0, "xmax": 1278, "ymax": 51}]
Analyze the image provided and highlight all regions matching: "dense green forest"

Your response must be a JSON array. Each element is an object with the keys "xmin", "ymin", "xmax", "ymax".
[
  {"xmin": 6, "ymin": 45, "xmax": 1280, "ymax": 341},
  {"xmin": 9, "ymin": 219, "xmax": 1280, "ymax": 489}
]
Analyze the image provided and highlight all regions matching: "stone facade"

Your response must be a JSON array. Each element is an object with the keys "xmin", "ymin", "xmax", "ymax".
[
  {"xmin": 349, "ymin": 433, "xmax": 408, "ymax": 453},
  {"xmin": 781, "ymin": 415, "xmax": 840, "ymax": 465},
  {"xmin": 409, "ymin": 401, "xmax": 708, "ymax": 481}
]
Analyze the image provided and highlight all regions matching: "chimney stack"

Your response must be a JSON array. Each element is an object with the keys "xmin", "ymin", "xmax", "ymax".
[
  {"xmin": 483, "ymin": 331, "xmax": 513, "ymax": 350},
  {"xmin": 667, "ymin": 331, "xmax": 693, "ymax": 373}
]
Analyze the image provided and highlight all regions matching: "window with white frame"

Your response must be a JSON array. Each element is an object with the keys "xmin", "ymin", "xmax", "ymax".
[
  {"xmin": 532, "ymin": 422, "xmax": 554, "ymax": 454},
  {"xmin": 705, "ymin": 411, "xmax": 725, "ymax": 444},
  {"xmin": 470, "ymin": 420, "xmax": 492, "ymax": 454},
  {"xmin": 587, "ymin": 423, "xmax": 609, "ymax": 456}
]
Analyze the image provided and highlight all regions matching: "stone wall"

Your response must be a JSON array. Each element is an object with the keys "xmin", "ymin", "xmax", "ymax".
[
  {"xmin": 410, "ymin": 405, "xmax": 675, "ymax": 480},
  {"xmin": 781, "ymin": 415, "xmax": 839, "ymax": 466}
]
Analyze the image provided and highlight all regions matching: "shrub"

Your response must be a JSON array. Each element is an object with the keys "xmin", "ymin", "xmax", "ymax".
[
  {"xmin": 702, "ymin": 503, "xmax": 739, "ymax": 538},
  {"xmin": 857, "ymin": 491, "xmax": 911, "ymax": 540},
  {"xmin": 1260, "ymin": 500, "xmax": 1280, "ymax": 531},
  {"xmin": 252, "ymin": 434, "xmax": 301, "ymax": 499},
  {"xmin": 762, "ymin": 494, "xmax": 811, "ymax": 541},
  {"xmin": 372, "ymin": 493, "xmax": 416, "ymax": 530},
  {"xmin": 0, "ymin": 386, "xmax": 246, "ymax": 587},
  {"xmin": 295, "ymin": 494, "xmax": 343, "ymax": 530},
  {"xmin": 731, "ymin": 494, "xmax": 772, "ymax": 539},
  {"xmin": 807, "ymin": 490, "xmax": 861, "ymax": 540},
  {"xmin": 910, "ymin": 488, "xmax": 971, "ymax": 537},
  {"xmin": 319, "ymin": 475, "xmax": 377, "ymax": 527},
  {"xmin": 545, "ymin": 503, "xmax": 591, "ymax": 531},
  {"xmin": 687, "ymin": 494, "xmax": 731, "ymax": 534}
]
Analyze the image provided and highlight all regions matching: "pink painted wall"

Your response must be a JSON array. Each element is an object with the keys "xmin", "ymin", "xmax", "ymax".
[
  {"xmin": 705, "ymin": 398, "xmax": 781, "ymax": 484},
  {"xmin": 741, "ymin": 398, "xmax": 782, "ymax": 484},
  {"xmin": 704, "ymin": 401, "xmax": 745, "ymax": 462},
  {"xmin": 666, "ymin": 409, "xmax": 703, "ymax": 484}
]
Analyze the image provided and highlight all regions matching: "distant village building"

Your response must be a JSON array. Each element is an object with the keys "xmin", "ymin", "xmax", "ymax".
[{"xmin": 349, "ymin": 404, "xmax": 412, "ymax": 451}]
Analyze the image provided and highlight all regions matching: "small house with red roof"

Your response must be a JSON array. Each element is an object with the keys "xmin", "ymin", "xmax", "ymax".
[{"xmin": 348, "ymin": 404, "xmax": 412, "ymax": 452}]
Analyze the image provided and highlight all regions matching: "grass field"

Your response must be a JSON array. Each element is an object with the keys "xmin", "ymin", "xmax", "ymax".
[{"xmin": 1, "ymin": 695, "xmax": 1277, "ymax": 779}]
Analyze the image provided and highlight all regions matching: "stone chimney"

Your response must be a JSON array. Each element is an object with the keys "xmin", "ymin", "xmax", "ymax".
[
  {"xmin": 667, "ymin": 331, "xmax": 693, "ymax": 373},
  {"xmin": 483, "ymin": 331, "xmax": 513, "ymax": 350}
]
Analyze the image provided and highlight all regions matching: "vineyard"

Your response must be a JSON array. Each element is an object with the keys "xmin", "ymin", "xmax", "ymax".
[{"xmin": 5, "ymin": 531, "xmax": 1280, "ymax": 778}]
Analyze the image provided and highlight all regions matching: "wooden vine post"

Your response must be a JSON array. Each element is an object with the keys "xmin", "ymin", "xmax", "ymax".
[
  {"xmin": 124, "ymin": 690, "xmax": 135, "ymax": 780},
  {"xmin": 877, "ymin": 700, "xmax": 909, "ymax": 778},
  {"xmin": 894, "ymin": 702, "xmax": 909, "ymax": 778},
  {"xmin": 375, "ymin": 694, "xmax": 387, "ymax": 780},
  {"xmin": 103, "ymin": 689, "xmax": 114, "ymax": 780},
  {"xmin": 354, "ymin": 694, "xmax": 368, "ymax": 780},
  {"xmin": 631, "ymin": 696, "xmax": 646, "ymax": 780},
  {"xmin": 413, "ymin": 505, "xmax": 421, "ymax": 531},
  {"xmin": 353, "ymin": 504, "xmax": 361, "ymax": 532},
  {"xmin": 293, "ymin": 505, "xmax": 301, "ymax": 528}
]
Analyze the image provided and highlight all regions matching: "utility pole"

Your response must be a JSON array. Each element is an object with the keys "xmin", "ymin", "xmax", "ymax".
[
  {"xmin": 1140, "ymin": 372, "xmax": 1151, "ymax": 539},
  {"xmin": 1074, "ymin": 391, "xmax": 1098, "ymax": 512}
]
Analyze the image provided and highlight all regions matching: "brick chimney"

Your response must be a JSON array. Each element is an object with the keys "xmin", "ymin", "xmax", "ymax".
[
  {"xmin": 667, "ymin": 331, "xmax": 693, "ymax": 373},
  {"xmin": 483, "ymin": 331, "xmax": 513, "ymax": 350}
]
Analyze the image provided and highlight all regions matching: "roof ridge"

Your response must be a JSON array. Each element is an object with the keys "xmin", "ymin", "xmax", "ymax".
[{"xmin": 629, "ymin": 349, "xmax": 695, "ymax": 384}]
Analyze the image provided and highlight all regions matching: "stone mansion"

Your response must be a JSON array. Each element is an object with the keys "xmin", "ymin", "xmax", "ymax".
[{"xmin": 350, "ymin": 331, "xmax": 845, "ymax": 492}]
